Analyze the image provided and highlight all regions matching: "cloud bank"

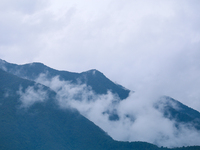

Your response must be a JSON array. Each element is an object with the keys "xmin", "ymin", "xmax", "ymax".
[{"xmin": 33, "ymin": 74, "xmax": 200, "ymax": 148}]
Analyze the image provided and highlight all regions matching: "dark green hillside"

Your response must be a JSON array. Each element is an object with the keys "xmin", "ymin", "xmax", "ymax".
[
  {"xmin": 0, "ymin": 68, "xmax": 35, "ymax": 91},
  {"xmin": 1, "ymin": 60, "xmax": 200, "ymax": 149},
  {"xmin": 0, "ymin": 69, "xmax": 161, "ymax": 150},
  {"xmin": 155, "ymin": 96, "xmax": 200, "ymax": 130},
  {"xmin": 0, "ymin": 59, "xmax": 130, "ymax": 100}
]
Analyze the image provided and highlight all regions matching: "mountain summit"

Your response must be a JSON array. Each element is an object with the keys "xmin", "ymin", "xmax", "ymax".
[
  {"xmin": 0, "ymin": 59, "xmax": 200, "ymax": 149},
  {"xmin": 0, "ymin": 62, "xmax": 160, "ymax": 150},
  {"xmin": 0, "ymin": 59, "xmax": 130, "ymax": 100}
]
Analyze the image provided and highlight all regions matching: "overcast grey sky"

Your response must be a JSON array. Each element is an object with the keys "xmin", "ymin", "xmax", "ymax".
[{"xmin": 1, "ymin": 0, "xmax": 200, "ymax": 111}]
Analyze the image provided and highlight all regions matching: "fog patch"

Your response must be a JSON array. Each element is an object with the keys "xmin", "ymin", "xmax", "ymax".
[
  {"xmin": 109, "ymin": 93, "xmax": 200, "ymax": 147},
  {"xmin": 3, "ymin": 89, "xmax": 13, "ymax": 98},
  {"xmin": 17, "ymin": 84, "xmax": 48, "ymax": 108},
  {"xmin": 34, "ymin": 73, "xmax": 200, "ymax": 148},
  {"xmin": 35, "ymin": 73, "xmax": 117, "ymax": 109}
]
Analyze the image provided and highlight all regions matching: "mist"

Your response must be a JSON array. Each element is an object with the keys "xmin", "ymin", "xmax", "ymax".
[
  {"xmin": 17, "ymin": 84, "xmax": 48, "ymax": 108},
  {"xmin": 33, "ymin": 73, "xmax": 200, "ymax": 148}
]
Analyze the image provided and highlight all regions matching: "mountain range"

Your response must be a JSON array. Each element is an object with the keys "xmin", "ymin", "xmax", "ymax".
[{"xmin": 0, "ymin": 58, "xmax": 200, "ymax": 150}]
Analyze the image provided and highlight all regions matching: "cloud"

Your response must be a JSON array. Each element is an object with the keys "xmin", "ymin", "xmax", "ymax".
[
  {"xmin": 34, "ymin": 73, "xmax": 200, "ymax": 148},
  {"xmin": 17, "ymin": 84, "xmax": 48, "ymax": 108},
  {"xmin": 111, "ymin": 93, "xmax": 200, "ymax": 147}
]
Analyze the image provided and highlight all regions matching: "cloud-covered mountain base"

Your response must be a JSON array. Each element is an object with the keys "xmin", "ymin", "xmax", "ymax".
[
  {"xmin": 1, "ymin": 59, "xmax": 200, "ymax": 148},
  {"xmin": 32, "ymin": 73, "xmax": 200, "ymax": 148},
  {"xmin": 1, "ymin": 69, "xmax": 162, "ymax": 150}
]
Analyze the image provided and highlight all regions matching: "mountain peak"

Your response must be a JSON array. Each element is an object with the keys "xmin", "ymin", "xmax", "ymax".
[
  {"xmin": 82, "ymin": 69, "xmax": 102, "ymax": 75},
  {"xmin": 89, "ymin": 69, "xmax": 98, "ymax": 75},
  {"xmin": 27, "ymin": 62, "xmax": 45, "ymax": 66},
  {"xmin": 0, "ymin": 60, "xmax": 130, "ymax": 99}
]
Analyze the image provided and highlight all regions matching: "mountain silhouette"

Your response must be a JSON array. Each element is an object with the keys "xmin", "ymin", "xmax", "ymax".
[
  {"xmin": 0, "ymin": 59, "xmax": 200, "ymax": 149},
  {"xmin": 0, "ymin": 59, "xmax": 130, "ymax": 100},
  {"xmin": 0, "ymin": 69, "xmax": 162, "ymax": 150}
]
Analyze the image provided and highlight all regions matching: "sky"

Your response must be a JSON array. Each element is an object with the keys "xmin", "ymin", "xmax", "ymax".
[{"xmin": 1, "ymin": 0, "xmax": 200, "ymax": 111}]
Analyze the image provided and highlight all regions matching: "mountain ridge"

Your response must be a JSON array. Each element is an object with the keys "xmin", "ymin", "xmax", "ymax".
[
  {"xmin": 0, "ymin": 59, "xmax": 130, "ymax": 100},
  {"xmin": 0, "ymin": 67, "xmax": 162, "ymax": 150},
  {"xmin": 1, "ymin": 59, "xmax": 200, "ymax": 149}
]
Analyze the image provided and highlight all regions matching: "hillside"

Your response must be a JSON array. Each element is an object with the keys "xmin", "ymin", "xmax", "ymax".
[
  {"xmin": 1, "ymin": 59, "xmax": 200, "ymax": 149},
  {"xmin": 0, "ymin": 69, "xmax": 161, "ymax": 150},
  {"xmin": 0, "ymin": 59, "xmax": 130, "ymax": 100}
]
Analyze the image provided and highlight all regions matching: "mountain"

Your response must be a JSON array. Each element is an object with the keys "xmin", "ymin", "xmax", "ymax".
[
  {"xmin": 1, "ymin": 59, "xmax": 200, "ymax": 149},
  {"xmin": 0, "ymin": 69, "xmax": 162, "ymax": 150},
  {"xmin": 1, "ymin": 59, "xmax": 200, "ymax": 129},
  {"xmin": 0, "ymin": 59, "xmax": 130, "ymax": 100},
  {"xmin": 0, "ymin": 59, "xmax": 130, "ymax": 121},
  {"xmin": 155, "ymin": 96, "xmax": 200, "ymax": 130}
]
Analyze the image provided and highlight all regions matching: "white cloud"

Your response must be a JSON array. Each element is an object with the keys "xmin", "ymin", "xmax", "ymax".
[
  {"xmin": 17, "ymin": 84, "xmax": 48, "ymax": 108},
  {"xmin": 34, "ymin": 74, "xmax": 200, "ymax": 148}
]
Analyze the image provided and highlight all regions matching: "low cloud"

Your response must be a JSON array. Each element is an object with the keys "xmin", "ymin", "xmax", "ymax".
[
  {"xmin": 108, "ymin": 93, "xmax": 200, "ymax": 147},
  {"xmin": 17, "ymin": 84, "xmax": 48, "ymax": 108},
  {"xmin": 33, "ymin": 73, "xmax": 200, "ymax": 148}
]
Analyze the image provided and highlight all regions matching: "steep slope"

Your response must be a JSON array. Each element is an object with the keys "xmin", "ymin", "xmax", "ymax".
[
  {"xmin": 155, "ymin": 96, "xmax": 200, "ymax": 130},
  {"xmin": 0, "ymin": 69, "xmax": 162, "ymax": 150},
  {"xmin": 0, "ymin": 59, "xmax": 130, "ymax": 100},
  {"xmin": 1, "ymin": 59, "xmax": 200, "ymax": 149}
]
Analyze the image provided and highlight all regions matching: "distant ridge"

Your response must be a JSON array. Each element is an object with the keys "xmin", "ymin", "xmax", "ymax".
[
  {"xmin": 0, "ymin": 59, "xmax": 130, "ymax": 100},
  {"xmin": 1, "ymin": 59, "xmax": 200, "ymax": 149},
  {"xmin": 0, "ymin": 64, "xmax": 160, "ymax": 150}
]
